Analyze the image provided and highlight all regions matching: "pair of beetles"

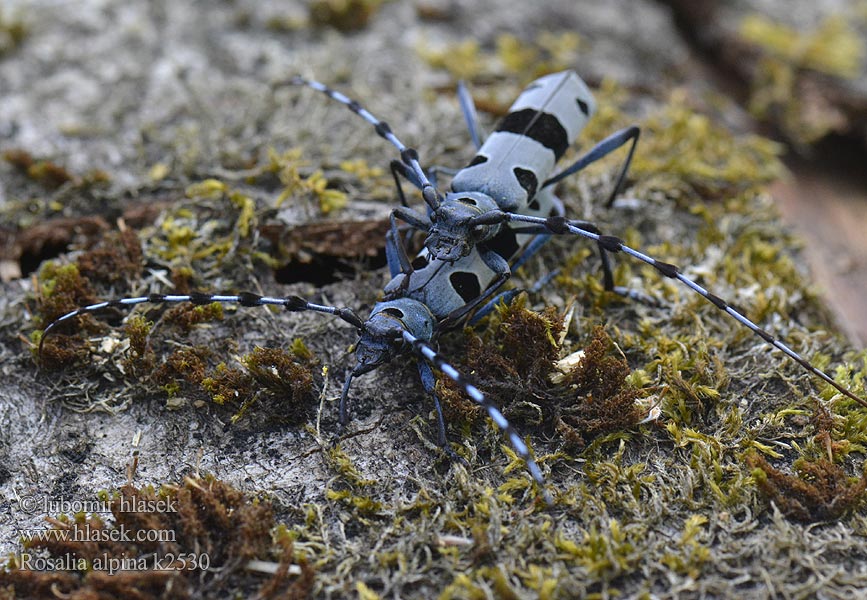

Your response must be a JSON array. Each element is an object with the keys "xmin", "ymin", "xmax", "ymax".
[{"xmin": 41, "ymin": 71, "xmax": 865, "ymax": 504}]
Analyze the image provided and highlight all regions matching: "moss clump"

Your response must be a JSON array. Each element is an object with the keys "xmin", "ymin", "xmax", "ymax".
[
  {"xmin": 747, "ymin": 452, "xmax": 867, "ymax": 522},
  {"xmin": 418, "ymin": 39, "xmax": 486, "ymax": 82},
  {"xmin": 33, "ymin": 263, "xmax": 101, "ymax": 368},
  {"xmin": 308, "ymin": 0, "xmax": 385, "ymax": 32},
  {"xmin": 35, "ymin": 263, "xmax": 98, "ymax": 327},
  {"xmin": 496, "ymin": 32, "xmax": 582, "ymax": 79},
  {"xmin": 0, "ymin": 475, "xmax": 315, "ymax": 599},
  {"xmin": 31, "ymin": 329, "xmax": 92, "ymax": 369},
  {"xmin": 418, "ymin": 32, "xmax": 581, "ymax": 85},
  {"xmin": 31, "ymin": 212, "xmax": 316, "ymax": 416},
  {"xmin": 147, "ymin": 178, "xmax": 272, "ymax": 272},
  {"xmin": 269, "ymin": 149, "xmax": 348, "ymax": 215},
  {"xmin": 0, "ymin": 8, "xmax": 27, "ymax": 55},
  {"xmin": 576, "ymin": 80, "xmax": 784, "ymax": 206},
  {"xmin": 34, "ymin": 229, "xmax": 144, "ymax": 368},
  {"xmin": 2, "ymin": 149, "xmax": 74, "ymax": 189},
  {"xmin": 2, "ymin": 148, "xmax": 110, "ymax": 190},
  {"xmin": 200, "ymin": 362, "xmax": 253, "ymax": 406},
  {"xmin": 164, "ymin": 301, "xmax": 224, "ymax": 334},
  {"xmin": 151, "ymin": 346, "xmax": 212, "ymax": 394},
  {"xmin": 740, "ymin": 14, "xmax": 864, "ymax": 79},
  {"xmin": 439, "ymin": 299, "xmax": 645, "ymax": 454},
  {"xmin": 660, "ymin": 515, "xmax": 711, "ymax": 580},
  {"xmin": 555, "ymin": 326, "xmax": 643, "ymax": 451},
  {"xmin": 123, "ymin": 314, "xmax": 155, "ymax": 375},
  {"xmin": 151, "ymin": 346, "xmax": 315, "ymax": 422},
  {"xmin": 76, "ymin": 228, "xmax": 143, "ymax": 286},
  {"xmin": 438, "ymin": 298, "xmax": 563, "ymax": 427},
  {"xmin": 241, "ymin": 346, "xmax": 315, "ymax": 404}
]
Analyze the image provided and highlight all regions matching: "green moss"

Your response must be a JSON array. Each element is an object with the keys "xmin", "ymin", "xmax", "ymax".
[
  {"xmin": 325, "ymin": 489, "xmax": 383, "ymax": 517},
  {"xmin": 417, "ymin": 39, "xmax": 486, "ymax": 82},
  {"xmin": 739, "ymin": 14, "xmax": 866, "ymax": 145},
  {"xmin": 2, "ymin": 148, "xmax": 110, "ymax": 189},
  {"xmin": 325, "ymin": 446, "xmax": 377, "ymax": 488},
  {"xmin": 122, "ymin": 314, "xmax": 155, "ymax": 374},
  {"xmin": 578, "ymin": 81, "xmax": 784, "ymax": 206},
  {"xmin": 659, "ymin": 515, "xmax": 710, "ymax": 579},
  {"xmin": 308, "ymin": 0, "xmax": 386, "ymax": 32},
  {"xmin": 0, "ymin": 7, "xmax": 27, "ymax": 55},
  {"xmin": 740, "ymin": 14, "xmax": 864, "ymax": 79},
  {"xmin": 143, "ymin": 177, "xmax": 270, "ymax": 269},
  {"xmin": 496, "ymin": 32, "xmax": 581, "ymax": 79},
  {"xmin": 268, "ymin": 149, "xmax": 349, "ymax": 215},
  {"xmin": 339, "ymin": 158, "xmax": 384, "ymax": 180},
  {"xmin": 164, "ymin": 301, "xmax": 224, "ymax": 333},
  {"xmin": 418, "ymin": 32, "xmax": 581, "ymax": 85}
]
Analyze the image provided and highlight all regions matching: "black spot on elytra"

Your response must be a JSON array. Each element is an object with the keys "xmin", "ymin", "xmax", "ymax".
[
  {"xmin": 495, "ymin": 109, "xmax": 569, "ymax": 160},
  {"xmin": 513, "ymin": 167, "xmax": 538, "ymax": 199},
  {"xmin": 449, "ymin": 271, "xmax": 481, "ymax": 303}
]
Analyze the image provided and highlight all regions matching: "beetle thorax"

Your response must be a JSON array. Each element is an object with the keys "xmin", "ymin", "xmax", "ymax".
[
  {"xmin": 426, "ymin": 192, "xmax": 501, "ymax": 262},
  {"xmin": 354, "ymin": 299, "xmax": 435, "ymax": 374}
]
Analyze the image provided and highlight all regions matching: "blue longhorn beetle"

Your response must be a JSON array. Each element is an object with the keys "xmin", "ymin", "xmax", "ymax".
[
  {"xmin": 39, "ymin": 192, "xmax": 566, "ymax": 504},
  {"xmin": 288, "ymin": 70, "xmax": 866, "ymax": 409}
]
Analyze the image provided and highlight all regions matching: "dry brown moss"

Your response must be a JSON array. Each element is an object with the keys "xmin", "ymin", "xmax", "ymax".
[
  {"xmin": 150, "ymin": 343, "xmax": 317, "ymax": 423},
  {"xmin": 308, "ymin": 0, "xmax": 385, "ymax": 32},
  {"xmin": 2, "ymin": 148, "xmax": 110, "ymax": 190},
  {"xmin": 35, "ymin": 229, "xmax": 144, "ymax": 369},
  {"xmin": 746, "ymin": 452, "xmax": 867, "ymax": 522},
  {"xmin": 76, "ymin": 229, "xmax": 143, "ymax": 287},
  {"xmin": 2, "ymin": 149, "xmax": 75, "ymax": 189},
  {"xmin": 151, "ymin": 346, "xmax": 212, "ymax": 391},
  {"xmin": 163, "ymin": 302, "xmax": 224, "ymax": 334},
  {"xmin": 0, "ymin": 476, "xmax": 315, "ymax": 599},
  {"xmin": 555, "ymin": 326, "xmax": 643, "ymax": 451},
  {"xmin": 439, "ymin": 301, "xmax": 645, "ymax": 452},
  {"xmin": 438, "ymin": 300, "xmax": 563, "ymax": 427}
]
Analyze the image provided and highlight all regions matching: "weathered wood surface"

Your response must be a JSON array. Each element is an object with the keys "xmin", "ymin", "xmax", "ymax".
[{"xmin": 1, "ymin": 1, "xmax": 866, "ymax": 597}]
